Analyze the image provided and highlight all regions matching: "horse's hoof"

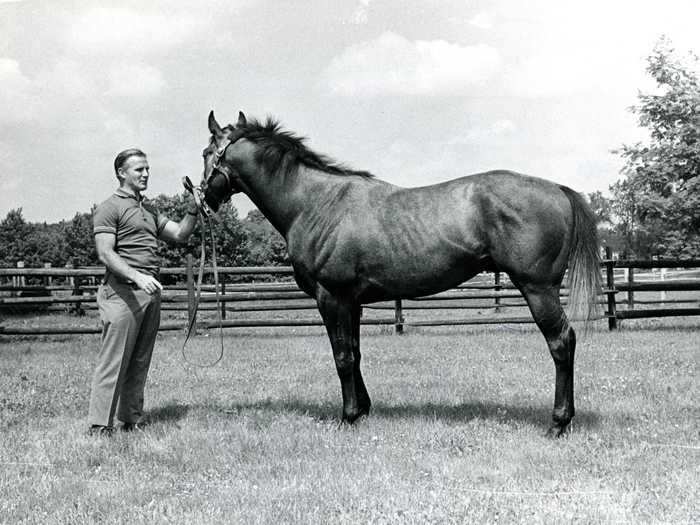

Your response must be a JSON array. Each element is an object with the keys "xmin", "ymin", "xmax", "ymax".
[
  {"xmin": 342, "ymin": 408, "xmax": 370, "ymax": 425},
  {"xmin": 545, "ymin": 422, "xmax": 570, "ymax": 438}
]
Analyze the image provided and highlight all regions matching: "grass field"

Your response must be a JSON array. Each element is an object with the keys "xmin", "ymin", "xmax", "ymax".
[{"xmin": 0, "ymin": 317, "xmax": 698, "ymax": 523}]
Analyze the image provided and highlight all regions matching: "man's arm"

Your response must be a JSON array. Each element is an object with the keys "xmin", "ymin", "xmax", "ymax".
[
  {"xmin": 95, "ymin": 233, "xmax": 162, "ymax": 294},
  {"xmin": 158, "ymin": 211, "xmax": 198, "ymax": 243}
]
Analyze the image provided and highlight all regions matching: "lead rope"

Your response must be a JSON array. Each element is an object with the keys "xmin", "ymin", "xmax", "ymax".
[
  {"xmin": 180, "ymin": 211, "xmax": 225, "ymax": 368},
  {"xmin": 207, "ymin": 213, "xmax": 225, "ymax": 364}
]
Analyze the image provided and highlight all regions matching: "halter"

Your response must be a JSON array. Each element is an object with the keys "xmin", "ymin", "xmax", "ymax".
[{"xmin": 183, "ymin": 136, "xmax": 238, "ymax": 218}]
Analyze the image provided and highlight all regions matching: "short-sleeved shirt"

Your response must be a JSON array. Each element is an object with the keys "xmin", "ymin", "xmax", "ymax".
[{"xmin": 93, "ymin": 188, "xmax": 169, "ymax": 277}]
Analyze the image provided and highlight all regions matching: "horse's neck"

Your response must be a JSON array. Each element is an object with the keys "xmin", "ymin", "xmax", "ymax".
[{"xmin": 244, "ymin": 165, "xmax": 347, "ymax": 238}]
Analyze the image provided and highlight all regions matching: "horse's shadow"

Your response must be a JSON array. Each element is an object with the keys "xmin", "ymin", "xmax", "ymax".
[
  {"xmin": 146, "ymin": 398, "xmax": 600, "ymax": 431},
  {"xmin": 145, "ymin": 402, "xmax": 191, "ymax": 424}
]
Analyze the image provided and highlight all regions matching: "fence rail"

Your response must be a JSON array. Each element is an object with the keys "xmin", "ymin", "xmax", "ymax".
[{"xmin": 1, "ymin": 253, "xmax": 698, "ymax": 336}]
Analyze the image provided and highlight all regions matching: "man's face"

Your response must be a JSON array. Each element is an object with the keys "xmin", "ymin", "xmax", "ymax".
[{"xmin": 118, "ymin": 155, "xmax": 150, "ymax": 194}]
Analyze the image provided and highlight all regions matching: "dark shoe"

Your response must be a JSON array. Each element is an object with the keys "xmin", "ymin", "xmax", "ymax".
[
  {"xmin": 88, "ymin": 425, "xmax": 114, "ymax": 437},
  {"xmin": 121, "ymin": 422, "xmax": 146, "ymax": 432}
]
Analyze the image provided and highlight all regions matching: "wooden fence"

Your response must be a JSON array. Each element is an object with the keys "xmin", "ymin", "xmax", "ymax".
[{"xmin": 0, "ymin": 251, "xmax": 698, "ymax": 336}]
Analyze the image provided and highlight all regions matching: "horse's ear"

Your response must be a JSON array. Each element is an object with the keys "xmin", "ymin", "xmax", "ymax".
[
  {"xmin": 237, "ymin": 111, "xmax": 247, "ymax": 127},
  {"xmin": 208, "ymin": 110, "xmax": 224, "ymax": 137}
]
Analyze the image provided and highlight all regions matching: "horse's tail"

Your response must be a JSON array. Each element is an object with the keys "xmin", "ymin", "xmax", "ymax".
[{"xmin": 559, "ymin": 185, "xmax": 602, "ymax": 326}]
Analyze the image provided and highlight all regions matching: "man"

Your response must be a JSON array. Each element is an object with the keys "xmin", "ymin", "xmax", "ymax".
[{"xmin": 88, "ymin": 148, "xmax": 199, "ymax": 435}]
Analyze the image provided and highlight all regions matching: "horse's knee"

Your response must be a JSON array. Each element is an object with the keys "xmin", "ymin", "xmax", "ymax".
[
  {"xmin": 548, "ymin": 325, "xmax": 576, "ymax": 366},
  {"xmin": 334, "ymin": 350, "xmax": 355, "ymax": 377}
]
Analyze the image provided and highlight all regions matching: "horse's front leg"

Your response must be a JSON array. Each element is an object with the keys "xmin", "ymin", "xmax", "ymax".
[{"xmin": 317, "ymin": 289, "xmax": 366, "ymax": 423}]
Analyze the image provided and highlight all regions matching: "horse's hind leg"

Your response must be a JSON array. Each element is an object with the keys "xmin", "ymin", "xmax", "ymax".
[
  {"xmin": 351, "ymin": 304, "xmax": 371, "ymax": 415},
  {"xmin": 519, "ymin": 284, "xmax": 576, "ymax": 437}
]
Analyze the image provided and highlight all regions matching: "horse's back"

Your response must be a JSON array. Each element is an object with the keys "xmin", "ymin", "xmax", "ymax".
[
  {"xmin": 365, "ymin": 170, "xmax": 574, "ymax": 291},
  {"xmin": 290, "ymin": 169, "xmax": 574, "ymax": 301}
]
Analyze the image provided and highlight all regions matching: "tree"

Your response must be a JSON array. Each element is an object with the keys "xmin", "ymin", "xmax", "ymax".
[
  {"xmin": 587, "ymin": 191, "xmax": 613, "ymax": 226},
  {"xmin": 613, "ymin": 36, "xmax": 700, "ymax": 257},
  {"xmin": 0, "ymin": 194, "xmax": 293, "ymax": 272},
  {"xmin": 242, "ymin": 209, "xmax": 289, "ymax": 266},
  {"xmin": 148, "ymin": 193, "xmax": 251, "ymax": 280},
  {"xmin": 0, "ymin": 209, "xmax": 31, "ymax": 266},
  {"xmin": 587, "ymin": 191, "xmax": 629, "ymax": 255},
  {"xmin": 61, "ymin": 210, "xmax": 98, "ymax": 266}
]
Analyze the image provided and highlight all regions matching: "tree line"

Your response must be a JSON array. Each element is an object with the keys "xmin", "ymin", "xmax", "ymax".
[{"xmin": 0, "ymin": 195, "xmax": 288, "ymax": 272}]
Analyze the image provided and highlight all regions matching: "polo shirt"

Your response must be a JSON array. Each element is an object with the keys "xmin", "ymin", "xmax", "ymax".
[{"xmin": 93, "ymin": 188, "xmax": 169, "ymax": 277}]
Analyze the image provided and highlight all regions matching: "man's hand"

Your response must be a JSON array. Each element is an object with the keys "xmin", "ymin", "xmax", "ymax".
[
  {"xmin": 133, "ymin": 272, "xmax": 163, "ymax": 295},
  {"xmin": 158, "ymin": 193, "xmax": 200, "ymax": 243}
]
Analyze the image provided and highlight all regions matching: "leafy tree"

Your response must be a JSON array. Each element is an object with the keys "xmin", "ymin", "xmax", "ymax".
[
  {"xmin": 242, "ymin": 209, "xmax": 289, "ymax": 266},
  {"xmin": 61, "ymin": 210, "xmax": 98, "ymax": 266},
  {"xmin": 613, "ymin": 36, "xmax": 700, "ymax": 257},
  {"xmin": 0, "ymin": 209, "xmax": 31, "ymax": 266},
  {"xmin": 587, "ymin": 191, "xmax": 613, "ymax": 226},
  {"xmin": 148, "ymin": 193, "xmax": 251, "ymax": 280},
  {"xmin": 586, "ymin": 191, "xmax": 628, "ymax": 256},
  {"xmin": 23, "ymin": 222, "xmax": 65, "ymax": 267}
]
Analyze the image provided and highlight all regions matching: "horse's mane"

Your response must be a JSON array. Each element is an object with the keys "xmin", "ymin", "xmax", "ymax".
[{"xmin": 227, "ymin": 117, "xmax": 374, "ymax": 179}]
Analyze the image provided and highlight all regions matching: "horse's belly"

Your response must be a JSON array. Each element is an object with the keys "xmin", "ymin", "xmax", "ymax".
[{"xmin": 355, "ymin": 250, "xmax": 486, "ymax": 303}]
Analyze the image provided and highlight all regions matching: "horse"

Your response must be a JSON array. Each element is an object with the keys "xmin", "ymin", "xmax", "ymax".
[{"xmin": 199, "ymin": 111, "xmax": 601, "ymax": 437}]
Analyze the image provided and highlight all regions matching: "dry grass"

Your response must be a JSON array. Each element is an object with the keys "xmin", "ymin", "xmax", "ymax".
[{"xmin": 0, "ymin": 317, "xmax": 698, "ymax": 523}]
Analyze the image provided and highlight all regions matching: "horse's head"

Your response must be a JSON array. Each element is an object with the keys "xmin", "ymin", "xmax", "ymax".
[{"xmin": 199, "ymin": 110, "xmax": 248, "ymax": 213}]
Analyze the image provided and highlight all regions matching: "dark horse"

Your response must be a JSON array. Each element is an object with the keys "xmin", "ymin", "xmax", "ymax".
[{"xmin": 200, "ymin": 111, "xmax": 601, "ymax": 437}]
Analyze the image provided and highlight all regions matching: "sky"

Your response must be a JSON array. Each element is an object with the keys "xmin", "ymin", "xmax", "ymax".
[{"xmin": 1, "ymin": 0, "xmax": 699, "ymax": 223}]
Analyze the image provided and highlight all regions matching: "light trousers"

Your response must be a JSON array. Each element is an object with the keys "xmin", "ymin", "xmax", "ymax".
[{"xmin": 88, "ymin": 276, "xmax": 161, "ymax": 427}]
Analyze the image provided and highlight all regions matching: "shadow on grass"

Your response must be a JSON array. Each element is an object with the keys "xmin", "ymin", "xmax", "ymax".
[
  {"xmin": 373, "ymin": 401, "xmax": 601, "ymax": 431},
  {"xmin": 200, "ymin": 398, "xmax": 601, "ymax": 432},
  {"xmin": 615, "ymin": 319, "xmax": 700, "ymax": 332},
  {"xmin": 146, "ymin": 402, "xmax": 191, "ymax": 424}
]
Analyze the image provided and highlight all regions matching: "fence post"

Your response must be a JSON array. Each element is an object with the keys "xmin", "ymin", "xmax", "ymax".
[
  {"xmin": 66, "ymin": 262, "xmax": 74, "ymax": 290},
  {"xmin": 186, "ymin": 253, "xmax": 196, "ymax": 331},
  {"xmin": 605, "ymin": 247, "xmax": 617, "ymax": 330},
  {"xmin": 44, "ymin": 262, "xmax": 52, "ymax": 287},
  {"xmin": 660, "ymin": 268, "xmax": 667, "ymax": 303},
  {"xmin": 220, "ymin": 279, "xmax": 226, "ymax": 320},
  {"xmin": 628, "ymin": 267, "xmax": 634, "ymax": 309},
  {"xmin": 394, "ymin": 299, "xmax": 404, "ymax": 334},
  {"xmin": 16, "ymin": 261, "xmax": 25, "ymax": 288},
  {"xmin": 71, "ymin": 263, "xmax": 84, "ymax": 316},
  {"xmin": 494, "ymin": 271, "xmax": 502, "ymax": 313}
]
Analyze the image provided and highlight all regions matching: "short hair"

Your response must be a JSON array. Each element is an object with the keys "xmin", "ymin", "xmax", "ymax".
[{"xmin": 114, "ymin": 148, "xmax": 147, "ymax": 175}]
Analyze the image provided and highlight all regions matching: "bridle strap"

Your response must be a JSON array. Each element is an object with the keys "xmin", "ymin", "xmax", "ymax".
[{"xmin": 202, "ymin": 137, "xmax": 240, "ymax": 211}]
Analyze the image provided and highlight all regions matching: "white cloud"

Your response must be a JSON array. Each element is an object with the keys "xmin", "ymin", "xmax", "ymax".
[
  {"xmin": 1, "ymin": 57, "xmax": 108, "ymax": 124},
  {"xmin": 323, "ymin": 32, "xmax": 501, "ymax": 96},
  {"xmin": 469, "ymin": 13, "xmax": 493, "ymax": 30},
  {"xmin": 0, "ymin": 58, "xmax": 33, "ymax": 122},
  {"xmin": 447, "ymin": 119, "xmax": 516, "ymax": 145},
  {"xmin": 495, "ymin": 1, "xmax": 700, "ymax": 98},
  {"xmin": 0, "ymin": 57, "xmax": 29, "ymax": 86},
  {"xmin": 105, "ymin": 63, "xmax": 165, "ymax": 97},
  {"xmin": 350, "ymin": 0, "xmax": 373, "ymax": 25},
  {"xmin": 40, "ymin": 59, "xmax": 98, "ymax": 98},
  {"xmin": 66, "ymin": 7, "xmax": 200, "ymax": 56}
]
